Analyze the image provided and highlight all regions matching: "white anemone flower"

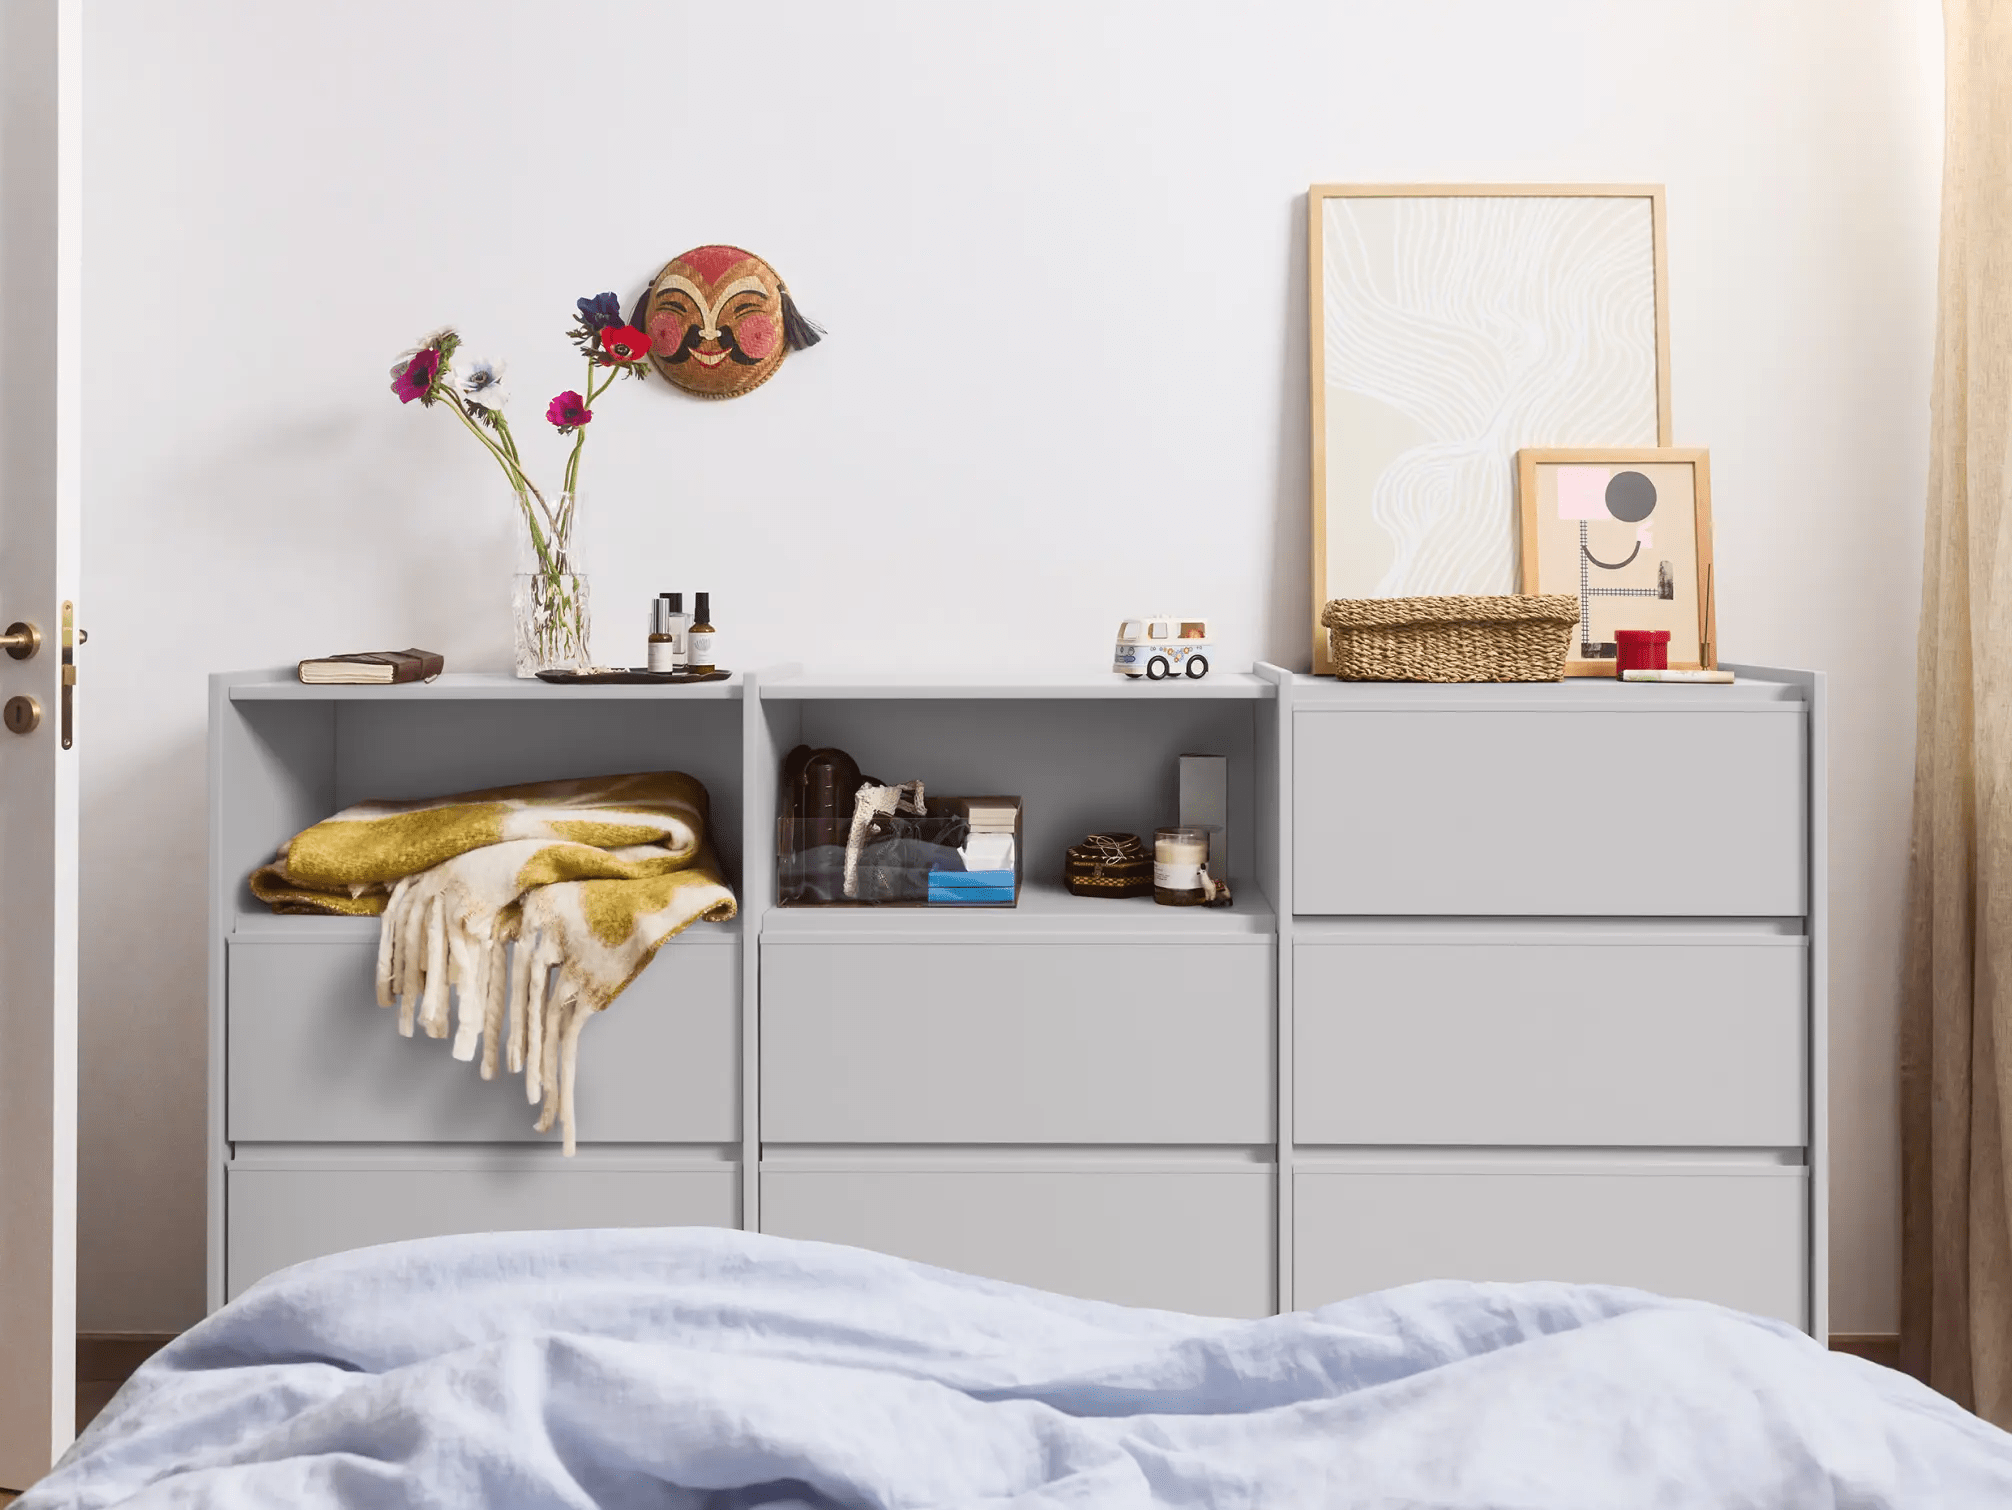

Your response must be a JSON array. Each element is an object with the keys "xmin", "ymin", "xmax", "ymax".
[{"xmin": 457, "ymin": 356, "xmax": 510, "ymax": 411}]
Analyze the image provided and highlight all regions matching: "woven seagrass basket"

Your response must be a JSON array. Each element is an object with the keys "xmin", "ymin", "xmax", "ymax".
[{"xmin": 1321, "ymin": 594, "xmax": 1579, "ymax": 682}]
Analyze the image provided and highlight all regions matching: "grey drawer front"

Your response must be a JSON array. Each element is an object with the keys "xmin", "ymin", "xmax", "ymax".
[
  {"xmin": 226, "ymin": 1163, "xmax": 738, "ymax": 1300},
  {"xmin": 1292, "ymin": 709, "xmax": 1807, "ymax": 915},
  {"xmin": 760, "ymin": 942, "xmax": 1273, "ymax": 1143},
  {"xmin": 762, "ymin": 1167, "xmax": 1274, "ymax": 1316},
  {"xmin": 1295, "ymin": 940, "xmax": 1807, "ymax": 1146},
  {"xmin": 228, "ymin": 937, "xmax": 739, "ymax": 1143},
  {"xmin": 1294, "ymin": 1168, "xmax": 1808, "ymax": 1327}
]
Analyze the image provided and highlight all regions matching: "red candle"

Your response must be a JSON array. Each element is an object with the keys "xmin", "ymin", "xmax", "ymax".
[{"xmin": 1613, "ymin": 629, "xmax": 1671, "ymax": 677}]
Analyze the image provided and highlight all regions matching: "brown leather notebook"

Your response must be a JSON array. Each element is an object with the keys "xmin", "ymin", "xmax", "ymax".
[{"xmin": 296, "ymin": 648, "xmax": 445, "ymax": 685}]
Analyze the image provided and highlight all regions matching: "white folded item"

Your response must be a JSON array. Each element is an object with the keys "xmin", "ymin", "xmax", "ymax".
[{"xmin": 960, "ymin": 834, "xmax": 1015, "ymax": 872}]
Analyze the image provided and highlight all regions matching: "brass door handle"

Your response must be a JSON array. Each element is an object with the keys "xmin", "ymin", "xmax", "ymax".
[{"xmin": 1, "ymin": 621, "xmax": 40, "ymax": 660}]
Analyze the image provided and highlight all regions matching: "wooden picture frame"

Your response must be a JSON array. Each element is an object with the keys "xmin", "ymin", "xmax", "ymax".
[
  {"xmin": 1309, "ymin": 184, "xmax": 1671, "ymax": 672},
  {"xmin": 1515, "ymin": 446, "xmax": 1714, "ymax": 676}
]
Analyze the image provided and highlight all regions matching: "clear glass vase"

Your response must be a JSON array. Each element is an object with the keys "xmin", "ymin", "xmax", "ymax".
[{"xmin": 511, "ymin": 491, "xmax": 592, "ymax": 677}]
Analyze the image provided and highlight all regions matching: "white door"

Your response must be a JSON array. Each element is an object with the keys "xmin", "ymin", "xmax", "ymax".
[{"xmin": 0, "ymin": 0, "xmax": 80, "ymax": 1487}]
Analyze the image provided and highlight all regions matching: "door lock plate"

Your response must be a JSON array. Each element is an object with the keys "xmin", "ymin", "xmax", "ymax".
[{"xmin": 4, "ymin": 695, "xmax": 42, "ymax": 735}]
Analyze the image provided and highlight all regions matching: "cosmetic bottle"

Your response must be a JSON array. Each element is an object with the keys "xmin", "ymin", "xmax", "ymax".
[
  {"xmin": 664, "ymin": 592, "xmax": 690, "ymax": 671},
  {"xmin": 648, "ymin": 596, "xmax": 678, "ymax": 673},
  {"xmin": 687, "ymin": 593, "xmax": 716, "ymax": 674}
]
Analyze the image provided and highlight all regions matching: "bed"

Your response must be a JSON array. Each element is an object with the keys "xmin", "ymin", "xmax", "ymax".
[{"xmin": 24, "ymin": 1226, "xmax": 2012, "ymax": 1508}]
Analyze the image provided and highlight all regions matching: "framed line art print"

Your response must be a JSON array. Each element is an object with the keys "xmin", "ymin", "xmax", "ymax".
[
  {"xmin": 1516, "ymin": 447, "xmax": 1715, "ymax": 676},
  {"xmin": 1309, "ymin": 184, "xmax": 1671, "ymax": 673}
]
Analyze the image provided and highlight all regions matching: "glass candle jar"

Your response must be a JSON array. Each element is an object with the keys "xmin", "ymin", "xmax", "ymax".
[{"xmin": 1154, "ymin": 825, "xmax": 1212, "ymax": 906}]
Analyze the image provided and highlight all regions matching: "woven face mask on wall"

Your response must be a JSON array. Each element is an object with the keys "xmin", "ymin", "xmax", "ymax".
[{"xmin": 634, "ymin": 246, "xmax": 822, "ymax": 399}]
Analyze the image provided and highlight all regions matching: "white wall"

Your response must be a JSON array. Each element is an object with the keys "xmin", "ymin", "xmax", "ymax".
[{"xmin": 78, "ymin": 0, "xmax": 1941, "ymax": 1333}]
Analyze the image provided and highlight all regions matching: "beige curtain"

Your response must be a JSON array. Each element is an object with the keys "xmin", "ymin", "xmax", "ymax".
[{"xmin": 1902, "ymin": 0, "xmax": 2012, "ymax": 1428}]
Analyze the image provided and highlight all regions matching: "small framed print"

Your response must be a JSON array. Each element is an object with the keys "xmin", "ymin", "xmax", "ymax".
[{"xmin": 1515, "ymin": 447, "xmax": 1715, "ymax": 676}]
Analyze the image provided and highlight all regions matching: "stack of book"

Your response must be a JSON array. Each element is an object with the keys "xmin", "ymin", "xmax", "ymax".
[{"xmin": 928, "ymin": 798, "xmax": 1018, "ymax": 905}]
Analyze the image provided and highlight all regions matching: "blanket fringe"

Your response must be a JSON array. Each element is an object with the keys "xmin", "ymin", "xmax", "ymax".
[
  {"xmin": 378, "ymin": 880, "xmax": 594, "ymax": 1153},
  {"xmin": 357, "ymin": 824, "xmax": 734, "ymax": 1156}
]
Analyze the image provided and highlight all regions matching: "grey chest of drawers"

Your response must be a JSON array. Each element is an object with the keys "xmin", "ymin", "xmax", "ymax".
[
  {"xmin": 1276, "ymin": 666, "xmax": 1825, "ymax": 1335},
  {"xmin": 209, "ymin": 663, "xmax": 1823, "ymax": 1333}
]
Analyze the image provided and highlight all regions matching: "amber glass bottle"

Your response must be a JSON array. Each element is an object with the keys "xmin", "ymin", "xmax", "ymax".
[{"xmin": 686, "ymin": 593, "xmax": 716, "ymax": 675}]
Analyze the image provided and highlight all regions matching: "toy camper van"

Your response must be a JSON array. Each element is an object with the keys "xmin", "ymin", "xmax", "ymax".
[{"xmin": 1113, "ymin": 617, "xmax": 1212, "ymax": 680}]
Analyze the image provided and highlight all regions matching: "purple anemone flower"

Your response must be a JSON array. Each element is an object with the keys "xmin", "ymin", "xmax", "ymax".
[{"xmin": 575, "ymin": 292, "xmax": 623, "ymax": 331}]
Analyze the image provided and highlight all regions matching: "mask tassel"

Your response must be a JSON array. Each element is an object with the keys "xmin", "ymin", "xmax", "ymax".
[{"xmin": 780, "ymin": 286, "xmax": 824, "ymax": 351}]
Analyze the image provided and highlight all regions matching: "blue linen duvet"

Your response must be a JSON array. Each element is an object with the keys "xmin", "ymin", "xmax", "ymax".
[{"xmin": 26, "ymin": 1227, "xmax": 2012, "ymax": 1508}]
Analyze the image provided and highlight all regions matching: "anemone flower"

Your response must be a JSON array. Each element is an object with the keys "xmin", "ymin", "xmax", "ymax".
[
  {"xmin": 596, "ymin": 326, "xmax": 651, "ymax": 365},
  {"xmin": 574, "ymin": 292, "xmax": 622, "ymax": 331},
  {"xmin": 457, "ymin": 356, "xmax": 510, "ymax": 411},
  {"xmin": 546, "ymin": 391, "xmax": 592, "ymax": 433},
  {"xmin": 390, "ymin": 348, "xmax": 441, "ymax": 405}
]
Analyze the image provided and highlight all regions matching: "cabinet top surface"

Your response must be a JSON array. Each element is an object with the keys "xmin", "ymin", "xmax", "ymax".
[
  {"xmin": 755, "ymin": 670, "xmax": 1277, "ymax": 700},
  {"xmin": 1290, "ymin": 665, "xmax": 1811, "ymax": 709},
  {"xmin": 217, "ymin": 668, "xmax": 1280, "ymax": 701},
  {"xmin": 221, "ymin": 670, "xmax": 744, "ymax": 701}
]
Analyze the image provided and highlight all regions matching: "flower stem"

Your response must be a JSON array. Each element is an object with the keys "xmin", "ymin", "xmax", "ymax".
[
  {"xmin": 562, "ymin": 350, "xmax": 598, "ymax": 497},
  {"xmin": 444, "ymin": 393, "xmax": 565, "ymax": 539},
  {"xmin": 443, "ymin": 393, "xmax": 525, "ymax": 484}
]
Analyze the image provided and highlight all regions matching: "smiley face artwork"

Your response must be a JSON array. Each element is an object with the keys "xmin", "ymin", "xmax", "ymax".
[
  {"xmin": 1516, "ymin": 448, "xmax": 1717, "ymax": 676},
  {"xmin": 635, "ymin": 246, "xmax": 823, "ymax": 399}
]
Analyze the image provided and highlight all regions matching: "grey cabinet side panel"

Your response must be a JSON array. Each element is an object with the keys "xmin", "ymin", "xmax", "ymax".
[
  {"xmin": 1294, "ymin": 940, "xmax": 1808, "ymax": 1146},
  {"xmin": 761, "ymin": 1169, "xmax": 1274, "ymax": 1317},
  {"xmin": 761, "ymin": 942, "xmax": 1274, "ymax": 1144},
  {"xmin": 743, "ymin": 674, "xmax": 801, "ymax": 1232},
  {"xmin": 212, "ymin": 690, "xmax": 336, "ymax": 1312},
  {"xmin": 1293, "ymin": 708, "xmax": 1807, "ymax": 916},
  {"xmin": 1256, "ymin": 664, "xmax": 1295, "ymax": 1311},
  {"xmin": 1802, "ymin": 670, "xmax": 1830, "ymax": 1338}
]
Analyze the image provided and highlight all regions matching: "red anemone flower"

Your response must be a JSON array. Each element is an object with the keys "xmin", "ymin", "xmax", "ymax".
[{"xmin": 596, "ymin": 325, "xmax": 652, "ymax": 365}]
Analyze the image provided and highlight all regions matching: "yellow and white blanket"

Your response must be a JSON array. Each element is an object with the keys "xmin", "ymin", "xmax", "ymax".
[{"xmin": 251, "ymin": 772, "xmax": 736, "ymax": 1153}]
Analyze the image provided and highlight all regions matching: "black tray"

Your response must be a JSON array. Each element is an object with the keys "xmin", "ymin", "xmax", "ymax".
[{"xmin": 535, "ymin": 668, "xmax": 732, "ymax": 685}]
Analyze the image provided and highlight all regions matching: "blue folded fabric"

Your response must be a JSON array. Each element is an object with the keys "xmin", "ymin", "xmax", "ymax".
[
  {"xmin": 928, "ymin": 869, "xmax": 1015, "ymax": 889},
  {"xmin": 928, "ymin": 887, "xmax": 1015, "ymax": 905}
]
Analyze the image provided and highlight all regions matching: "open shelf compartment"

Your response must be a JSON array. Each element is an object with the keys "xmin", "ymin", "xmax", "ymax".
[{"xmin": 748, "ymin": 682, "xmax": 1280, "ymax": 929}]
